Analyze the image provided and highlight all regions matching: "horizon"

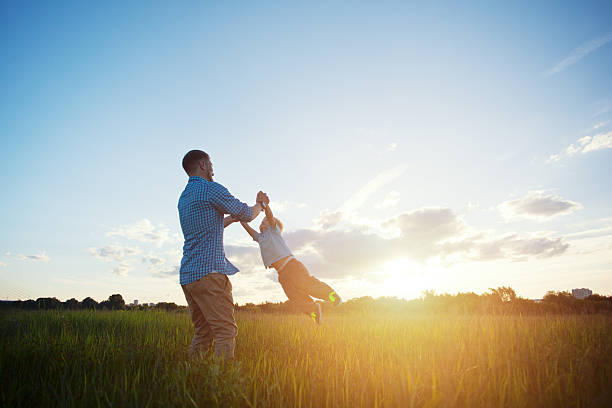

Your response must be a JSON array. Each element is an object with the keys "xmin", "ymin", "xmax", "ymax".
[
  {"xmin": 1, "ymin": 1, "xmax": 612, "ymax": 306},
  {"xmin": 0, "ymin": 285, "xmax": 605, "ymax": 306}
]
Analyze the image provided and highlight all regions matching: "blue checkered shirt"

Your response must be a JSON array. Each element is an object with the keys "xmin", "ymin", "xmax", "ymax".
[{"xmin": 178, "ymin": 176, "xmax": 253, "ymax": 285}]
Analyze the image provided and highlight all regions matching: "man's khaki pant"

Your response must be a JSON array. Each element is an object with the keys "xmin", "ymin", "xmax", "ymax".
[
  {"xmin": 181, "ymin": 272, "xmax": 238, "ymax": 360},
  {"xmin": 278, "ymin": 259, "xmax": 335, "ymax": 315}
]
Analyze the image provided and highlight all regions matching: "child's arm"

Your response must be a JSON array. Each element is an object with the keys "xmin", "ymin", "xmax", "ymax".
[
  {"xmin": 240, "ymin": 221, "xmax": 259, "ymax": 241},
  {"xmin": 262, "ymin": 203, "xmax": 277, "ymax": 227}
]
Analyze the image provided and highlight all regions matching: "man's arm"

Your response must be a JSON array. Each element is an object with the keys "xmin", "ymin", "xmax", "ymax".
[
  {"xmin": 247, "ymin": 202, "xmax": 264, "ymax": 222},
  {"xmin": 210, "ymin": 183, "xmax": 267, "ymax": 222},
  {"xmin": 239, "ymin": 221, "xmax": 259, "ymax": 241},
  {"xmin": 223, "ymin": 215, "xmax": 237, "ymax": 228}
]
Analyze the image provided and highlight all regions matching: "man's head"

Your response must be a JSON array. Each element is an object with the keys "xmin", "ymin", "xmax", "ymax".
[{"xmin": 182, "ymin": 150, "xmax": 214, "ymax": 181}]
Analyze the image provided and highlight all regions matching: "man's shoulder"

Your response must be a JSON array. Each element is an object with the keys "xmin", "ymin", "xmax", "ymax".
[{"xmin": 207, "ymin": 181, "xmax": 230, "ymax": 195}]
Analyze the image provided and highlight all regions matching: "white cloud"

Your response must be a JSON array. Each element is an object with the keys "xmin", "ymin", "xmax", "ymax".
[
  {"xmin": 107, "ymin": 219, "xmax": 175, "ymax": 247},
  {"xmin": 463, "ymin": 234, "xmax": 568, "ymax": 261},
  {"xmin": 565, "ymin": 226, "xmax": 612, "ymax": 240},
  {"xmin": 565, "ymin": 143, "xmax": 581, "ymax": 156},
  {"xmin": 156, "ymin": 265, "xmax": 180, "ymax": 277},
  {"xmin": 387, "ymin": 142, "xmax": 398, "ymax": 152},
  {"xmin": 582, "ymin": 131, "xmax": 612, "ymax": 153},
  {"xmin": 0, "ymin": 261, "xmax": 6, "ymax": 267},
  {"xmin": 148, "ymin": 264, "xmax": 179, "ymax": 278},
  {"xmin": 276, "ymin": 207, "xmax": 570, "ymax": 279},
  {"xmin": 499, "ymin": 191, "xmax": 582, "ymax": 221},
  {"xmin": 140, "ymin": 249, "xmax": 184, "ymax": 278},
  {"xmin": 578, "ymin": 135, "xmax": 592, "ymax": 146},
  {"xmin": 591, "ymin": 121, "xmax": 609, "ymax": 130},
  {"xmin": 549, "ymin": 131, "xmax": 612, "ymax": 161},
  {"xmin": 376, "ymin": 191, "xmax": 400, "ymax": 209},
  {"xmin": 315, "ymin": 210, "xmax": 344, "ymax": 230},
  {"xmin": 15, "ymin": 251, "xmax": 51, "ymax": 262},
  {"xmin": 225, "ymin": 244, "xmax": 266, "ymax": 275},
  {"xmin": 141, "ymin": 253, "xmax": 181, "ymax": 278},
  {"xmin": 113, "ymin": 263, "xmax": 133, "ymax": 277},
  {"xmin": 89, "ymin": 245, "xmax": 140, "ymax": 262},
  {"xmin": 89, "ymin": 245, "xmax": 141, "ymax": 277},
  {"xmin": 142, "ymin": 254, "xmax": 165, "ymax": 266},
  {"xmin": 545, "ymin": 32, "xmax": 612, "ymax": 76}
]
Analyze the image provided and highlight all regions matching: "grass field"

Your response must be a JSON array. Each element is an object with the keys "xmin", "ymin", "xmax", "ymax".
[{"xmin": 1, "ymin": 310, "xmax": 611, "ymax": 407}]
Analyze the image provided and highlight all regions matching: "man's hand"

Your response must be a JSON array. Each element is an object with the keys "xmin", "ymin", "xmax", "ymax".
[
  {"xmin": 246, "ymin": 192, "xmax": 268, "ymax": 222},
  {"xmin": 256, "ymin": 191, "xmax": 270, "ymax": 205}
]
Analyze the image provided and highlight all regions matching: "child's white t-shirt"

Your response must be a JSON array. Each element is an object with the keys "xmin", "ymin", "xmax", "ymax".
[{"xmin": 252, "ymin": 224, "xmax": 292, "ymax": 268}]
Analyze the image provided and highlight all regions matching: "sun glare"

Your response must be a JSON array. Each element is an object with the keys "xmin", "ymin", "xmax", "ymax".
[{"xmin": 379, "ymin": 258, "xmax": 452, "ymax": 300}]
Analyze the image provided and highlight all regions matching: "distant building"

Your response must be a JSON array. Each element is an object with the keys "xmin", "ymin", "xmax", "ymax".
[
  {"xmin": 133, "ymin": 299, "xmax": 138, "ymax": 305},
  {"xmin": 572, "ymin": 288, "xmax": 592, "ymax": 299}
]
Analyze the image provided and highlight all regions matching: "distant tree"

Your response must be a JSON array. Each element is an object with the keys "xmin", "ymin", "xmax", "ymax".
[
  {"xmin": 155, "ymin": 302, "xmax": 179, "ymax": 311},
  {"xmin": 36, "ymin": 297, "xmax": 61, "ymax": 310},
  {"xmin": 542, "ymin": 291, "xmax": 581, "ymax": 313},
  {"xmin": 107, "ymin": 294, "xmax": 125, "ymax": 310},
  {"xmin": 421, "ymin": 290, "xmax": 436, "ymax": 300},
  {"xmin": 23, "ymin": 299, "xmax": 36, "ymax": 310},
  {"xmin": 486, "ymin": 287, "xmax": 517, "ymax": 303},
  {"xmin": 64, "ymin": 298, "xmax": 80, "ymax": 310},
  {"xmin": 82, "ymin": 297, "xmax": 98, "ymax": 309}
]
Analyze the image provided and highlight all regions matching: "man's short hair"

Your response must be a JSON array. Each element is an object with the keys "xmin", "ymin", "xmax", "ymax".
[{"xmin": 182, "ymin": 150, "xmax": 209, "ymax": 175}]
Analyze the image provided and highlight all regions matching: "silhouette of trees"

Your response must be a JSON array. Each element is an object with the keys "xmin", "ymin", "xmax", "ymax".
[
  {"xmin": 64, "ymin": 298, "xmax": 80, "ymax": 310},
  {"xmin": 82, "ymin": 297, "xmax": 98, "ymax": 309},
  {"xmin": 155, "ymin": 302, "xmax": 179, "ymax": 311},
  {"xmin": 100, "ymin": 294, "xmax": 125, "ymax": 310},
  {"xmin": 35, "ymin": 297, "xmax": 61, "ymax": 310},
  {"xmin": 1, "ymin": 288, "xmax": 611, "ymax": 314}
]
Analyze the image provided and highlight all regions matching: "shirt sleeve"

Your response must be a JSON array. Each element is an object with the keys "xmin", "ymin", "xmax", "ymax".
[
  {"xmin": 209, "ymin": 182, "xmax": 253, "ymax": 221},
  {"xmin": 252, "ymin": 231, "xmax": 261, "ymax": 242}
]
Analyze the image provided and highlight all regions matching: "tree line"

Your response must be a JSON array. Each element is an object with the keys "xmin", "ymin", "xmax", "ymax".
[
  {"xmin": 2, "ymin": 287, "xmax": 611, "ymax": 314},
  {"xmin": 235, "ymin": 287, "xmax": 612, "ymax": 315},
  {"xmin": 0, "ymin": 294, "xmax": 187, "ymax": 312}
]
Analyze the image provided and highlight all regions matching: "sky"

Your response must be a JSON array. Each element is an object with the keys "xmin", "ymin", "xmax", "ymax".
[{"xmin": 1, "ymin": 1, "xmax": 611, "ymax": 305}]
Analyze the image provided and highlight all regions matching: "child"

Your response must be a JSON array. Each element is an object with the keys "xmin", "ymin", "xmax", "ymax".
[{"xmin": 238, "ymin": 203, "xmax": 341, "ymax": 324}]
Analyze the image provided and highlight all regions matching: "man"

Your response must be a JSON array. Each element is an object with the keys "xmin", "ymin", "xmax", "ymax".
[{"xmin": 178, "ymin": 149, "xmax": 268, "ymax": 360}]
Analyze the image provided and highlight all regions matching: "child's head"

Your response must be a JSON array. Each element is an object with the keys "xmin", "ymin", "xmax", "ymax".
[{"xmin": 260, "ymin": 217, "xmax": 284, "ymax": 233}]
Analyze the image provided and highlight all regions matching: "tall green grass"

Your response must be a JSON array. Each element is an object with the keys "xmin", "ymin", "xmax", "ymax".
[{"xmin": 1, "ymin": 310, "xmax": 611, "ymax": 407}]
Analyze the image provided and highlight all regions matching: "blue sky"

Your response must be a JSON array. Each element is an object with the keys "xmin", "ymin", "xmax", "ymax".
[{"xmin": 1, "ymin": 1, "xmax": 611, "ymax": 305}]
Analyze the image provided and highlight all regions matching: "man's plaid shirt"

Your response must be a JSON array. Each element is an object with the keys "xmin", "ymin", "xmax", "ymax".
[{"xmin": 178, "ymin": 176, "xmax": 253, "ymax": 285}]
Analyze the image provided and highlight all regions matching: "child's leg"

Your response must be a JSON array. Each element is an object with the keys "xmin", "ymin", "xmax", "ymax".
[
  {"xmin": 278, "ymin": 262, "xmax": 317, "ymax": 315},
  {"xmin": 289, "ymin": 260, "xmax": 338, "ymax": 302}
]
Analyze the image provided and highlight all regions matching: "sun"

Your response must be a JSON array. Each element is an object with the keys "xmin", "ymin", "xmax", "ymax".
[{"xmin": 379, "ymin": 258, "xmax": 447, "ymax": 299}]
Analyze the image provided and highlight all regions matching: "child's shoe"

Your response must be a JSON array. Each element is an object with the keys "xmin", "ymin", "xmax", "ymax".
[
  {"xmin": 328, "ymin": 291, "xmax": 342, "ymax": 306},
  {"xmin": 310, "ymin": 303, "xmax": 322, "ymax": 324}
]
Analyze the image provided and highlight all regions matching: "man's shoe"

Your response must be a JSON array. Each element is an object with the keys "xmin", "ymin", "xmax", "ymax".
[{"xmin": 328, "ymin": 291, "xmax": 342, "ymax": 306}]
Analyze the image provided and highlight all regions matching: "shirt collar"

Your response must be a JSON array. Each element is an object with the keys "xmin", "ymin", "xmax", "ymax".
[{"xmin": 189, "ymin": 176, "xmax": 206, "ymax": 182}]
